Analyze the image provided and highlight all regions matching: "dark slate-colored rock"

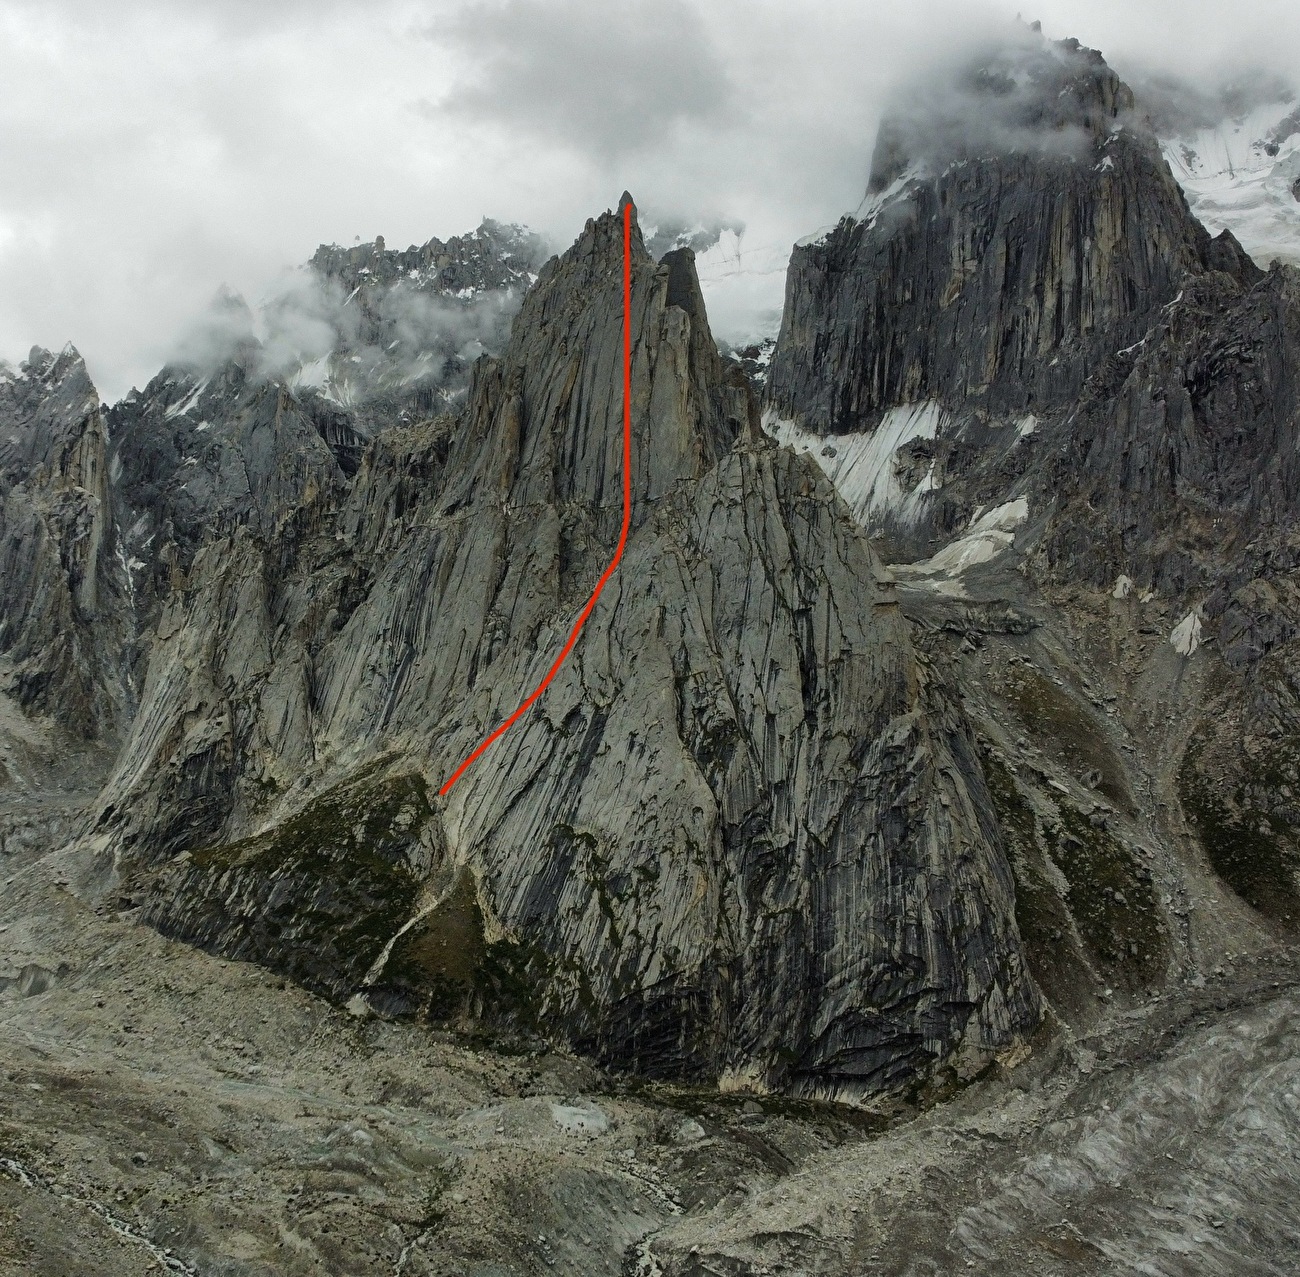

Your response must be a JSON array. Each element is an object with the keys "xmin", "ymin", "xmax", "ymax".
[
  {"xmin": 84, "ymin": 201, "xmax": 1038, "ymax": 1100},
  {"xmin": 0, "ymin": 346, "xmax": 127, "ymax": 735},
  {"xmin": 766, "ymin": 32, "xmax": 1262, "ymax": 431}
]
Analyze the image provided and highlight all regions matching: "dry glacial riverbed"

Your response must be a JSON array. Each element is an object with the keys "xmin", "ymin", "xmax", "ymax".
[{"xmin": 3, "ymin": 746, "xmax": 1300, "ymax": 1276}]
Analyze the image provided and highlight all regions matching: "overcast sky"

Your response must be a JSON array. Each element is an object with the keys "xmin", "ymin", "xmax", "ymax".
[{"xmin": 1, "ymin": 0, "xmax": 1297, "ymax": 401}]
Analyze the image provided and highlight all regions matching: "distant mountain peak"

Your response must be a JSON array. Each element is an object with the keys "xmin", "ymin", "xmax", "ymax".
[
  {"xmin": 867, "ymin": 27, "xmax": 1135, "ymax": 194},
  {"xmin": 309, "ymin": 218, "xmax": 550, "ymax": 299}
]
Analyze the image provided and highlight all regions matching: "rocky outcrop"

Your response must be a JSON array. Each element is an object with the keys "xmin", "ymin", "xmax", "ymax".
[
  {"xmin": 0, "ymin": 346, "xmax": 125, "ymax": 736},
  {"xmin": 302, "ymin": 218, "xmax": 551, "ymax": 428},
  {"xmin": 759, "ymin": 28, "xmax": 1300, "ymax": 951},
  {"xmin": 86, "ymin": 203, "xmax": 1038, "ymax": 1100},
  {"xmin": 1043, "ymin": 262, "xmax": 1300, "ymax": 599},
  {"xmin": 1036, "ymin": 260, "xmax": 1300, "ymax": 934},
  {"xmin": 142, "ymin": 764, "xmax": 442, "ymax": 1003},
  {"xmin": 766, "ymin": 32, "xmax": 1260, "ymax": 433},
  {"xmin": 102, "ymin": 221, "xmax": 554, "ymax": 629},
  {"xmin": 107, "ymin": 360, "xmax": 352, "ymax": 628},
  {"xmin": 309, "ymin": 218, "xmax": 547, "ymax": 305}
]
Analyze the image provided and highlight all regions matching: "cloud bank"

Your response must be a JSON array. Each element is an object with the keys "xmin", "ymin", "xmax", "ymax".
[
  {"xmin": 169, "ymin": 266, "xmax": 527, "ymax": 409},
  {"xmin": 0, "ymin": 0, "xmax": 1297, "ymax": 401}
]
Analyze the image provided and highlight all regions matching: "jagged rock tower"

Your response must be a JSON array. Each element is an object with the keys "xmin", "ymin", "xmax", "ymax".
[{"xmin": 28, "ymin": 203, "xmax": 1041, "ymax": 1100}]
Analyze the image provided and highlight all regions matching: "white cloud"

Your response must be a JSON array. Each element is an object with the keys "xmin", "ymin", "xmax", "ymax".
[{"xmin": 0, "ymin": 0, "xmax": 1296, "ymax": 401}]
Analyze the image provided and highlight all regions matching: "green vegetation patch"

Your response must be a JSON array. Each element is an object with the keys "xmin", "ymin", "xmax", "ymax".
[
  {"xmin": 162, "ymin": 764, "xmax": 433, "ymax": 998},
  {"xmin": 980, "ymin": 745, "xmax": 1166, "ymax": 1009},
  {"xmin": 1005, "ymin": 665, "xmax": 1132, "ymax": 811},
  {"xmin": 193, "ymin": 763, "xmax": 430, "ymax": 878},
  {"xmin": 981, "ymin": 750, "xmax": 1094, "ymax": 1015},
  {"xmin": 372, "ymin": 866, "xmax": 549, "ymax": 1030},
  {"xmin": 1043, "ymin": 803, "xmax": 1166, "ymax": 991},
  {"xmin": 1179, "ymin": 733, "xmax": 1300, "ymax": 929}
]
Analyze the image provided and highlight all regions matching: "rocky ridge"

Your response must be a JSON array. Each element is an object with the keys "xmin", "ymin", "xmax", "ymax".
[
  {"xmin": 766, "ymin": 30, "xmax": 1259, "ymax": 441},
  {"xmin": 62, "ymin": 202, "xmax": 1038, "ymax": 1102},
  {"xmin": 759, "ymin": 32, "xmax": 1300, "ymax": 1000},
  {"xmin": 3, "ymin": 22, "xmax": 1300, "ymax": 1277},
  {"xmin": 0, "ymin": 346, "xmax": 127, "ymax": 738}
]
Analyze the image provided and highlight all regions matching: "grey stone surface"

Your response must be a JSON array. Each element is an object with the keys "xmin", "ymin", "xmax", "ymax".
[
  {"xmin": 766, "ymin": 33, "xmax": 1260, "ymax": 432},
  {"xmin": 75, "ymin": 204, "xmax": 1037, "ymax": 1101},
  {"xmin": 0, "ymin": 346, "xmax": 126, "ymax": 737},
  {"xmin": 6, "ymin": 23, "xmax": 1300, "ymax": 1274}
]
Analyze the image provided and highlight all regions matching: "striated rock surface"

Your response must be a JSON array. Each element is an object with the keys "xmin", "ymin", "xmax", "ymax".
[
  {"xmin": 0, "ymin": 346, "xmax": 126, "ymax": 736},
  {"xmin": 761, "ymin": 27, "xmax": 1300, "ymax": 980},
  {"xmin": 766, "ymin": 31, "xmax": 1260, "ymax": 434},
  {"xmin": 103, "ymin": 221, "xmax": 552, "ymax": 633},
  {"xmin": 1043, "ymin": 262, "xmax": 1300, "ymax": 597},
  {"xmin": 82, "ymin": 203, "xmax": 1039, "ymax": 1100},
  {"xmin": 8, "ymin": 25, "xmax": 1300, "ymax": 1277},
  {"xmin": 1039, "ymin": 259, "xmax": 1300, "ymax": 935},
  {"xmin": 300, "ymin": 218, "xmax": 550, "ymax": 426}
]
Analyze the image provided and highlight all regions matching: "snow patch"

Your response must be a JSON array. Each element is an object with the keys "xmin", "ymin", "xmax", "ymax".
[
  {"xmin": 850, "ymin": 161, "xmax": 926, "ymax": 227},
  {"xmin": 795, "ymin": 224, "xmax": 838, "ymax": 249},
  {"xmin": 163, "ymin": 377, "xmax": 209, "ymax": 420},
  {"xmin": 399, "ymin": 350, "xmax": 437, "ymax": 387},
  {"xmin": 1171, "ymin": 610, "xmax": 1203, "ymax": 657},
  {"xmin": 1161, "ymin": 101, "xmax": 1300, "ymax": 268},
  {"xmin": 895, "ymin": 499, "xmax": 1029, "ymax": 581},
  {"xmin": 550, "ymin": 1102, "xmax": 609, "ymax": 1136},
  {"xmin": 694, "ymin": 228, "xmax": 788, "ymax": 353},
  {"xmin": 289, "ymin": 355, "xmax": 331, "ymax": 391},
  {"xmin": 764, "ymin": 402, "xmax": 947, "ymax": 527}
]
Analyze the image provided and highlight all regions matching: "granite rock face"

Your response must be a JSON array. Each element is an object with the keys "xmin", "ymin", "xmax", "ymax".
[
  {"xmin": 103, "ymin": 221, "xmax": 552, "ymax": 634},
  {"xmin": 302, "ymin": 218, "xmax": 550, "ymax": 428},
  {"xmin": 8, "ymin": 28, "xmax": 1300, "ymax": 1277},
  {"xmin": 761, "ymin": 28, "xmax": 1300, "ymax": 969},
  {"xmin": 0, "ymin": 346, "xmax": 126, "ymax": 736},
  {"xmin": 107, "ymin": 360, "xmax": 352, "ymax": 632},
  {"xmin": 1039, "ymin": 260, "xmax": 1300, "ymax": 933},
  {"xmin": 766, "ymin": 31, "xmax": 1260, "ymax": 433},
  {"xmin": 1043, "ymin": 263, "xmax": 1300, "ymax": 597},
  {"xmin": 76, "ymin": 205, "xmax": 1039, "ymax": 1100}
]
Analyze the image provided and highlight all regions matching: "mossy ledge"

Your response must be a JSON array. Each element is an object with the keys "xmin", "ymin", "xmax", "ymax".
[
  {"xmin": 366, "ymin": 866, "xmax": 549, "ymax": 1034},
  {"xmin": 142, "ymin": 764, "xmax": 434, "ymax": 1003},
  {"xmin": 1179, "ymin": 731, "xmax": 1300, "ymax": 930},
  {"xmin": 981, "ymin": 746, "xmax": 1166, "ymax": 1014}
]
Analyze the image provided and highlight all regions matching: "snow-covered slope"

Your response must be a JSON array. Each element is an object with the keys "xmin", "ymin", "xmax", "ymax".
[
  {"xmin": 763, "ymin": 401, "xmax": 947, "ymax": 528},
  {"xmin": 693, "ymin": 226, "xmax": 789, "ymax": 357},
  {"xmin": 1161, "ymin": 99, "xmax": 1300, "ymax": 267}
]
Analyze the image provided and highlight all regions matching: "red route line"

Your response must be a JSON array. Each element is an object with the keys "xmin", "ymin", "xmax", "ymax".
[{"xmin": 439, "ymin": 202, "xmax": 634, "ymax": 798}]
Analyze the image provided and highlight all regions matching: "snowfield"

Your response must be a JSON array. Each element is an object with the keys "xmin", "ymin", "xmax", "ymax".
[{"xmin": 1161, "ymin": 99, "xmax": 1300, "ymax": 268}]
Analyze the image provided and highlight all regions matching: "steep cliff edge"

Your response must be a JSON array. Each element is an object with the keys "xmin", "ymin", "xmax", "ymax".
[
  {"xmin": 757, "ymin": 26, "xmax": 1300, "ymax": 1047},
  {"xmin": 8, "ymin": 25, "xmax": 1300, "ymax": 1277},
  {"xmin": 766, "ymin": 31, "xmax": 1259, "ymax": 435},
  {"xmin": 64, "ymin": 203, "xmax": 1041, "ymax": 1101},
  {"xmin": 0, "ymin": 346, "xmax": 127, "ymax": 737}
]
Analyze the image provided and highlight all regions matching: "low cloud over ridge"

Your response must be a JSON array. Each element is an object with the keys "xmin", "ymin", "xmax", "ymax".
[{"xmin": 0, "ymin": 0, "xmax": 1298, "ymax": 400}]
